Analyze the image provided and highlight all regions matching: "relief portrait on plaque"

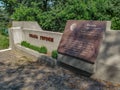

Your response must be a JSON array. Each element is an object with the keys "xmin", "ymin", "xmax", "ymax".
[{"xmin": 58, "ymin": 20, "xmax": 106, "ymax": 63}]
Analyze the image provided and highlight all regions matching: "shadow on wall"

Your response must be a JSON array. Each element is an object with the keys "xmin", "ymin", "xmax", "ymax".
[
  {"xmin": 57, "ymin": 61, "xmax": 93, "ymax": 77},
  {"xmin": 96, "ymin": 30, "xmax": 120, "ymax": 82},
  {"xmin": 106, "ymin": 64, "xmax": 119, "ymax": 80},
  {"xmin": 100, "ymin": 31, "xmax": 120, "ymax": 60}
]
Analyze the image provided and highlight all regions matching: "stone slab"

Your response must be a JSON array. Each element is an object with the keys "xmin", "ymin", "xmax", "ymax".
[
  {"xmin": 58, "ymin": 54, "xmax": 94, "ymax": 73},
  {"xmin": 58, "ymin": 20, "xmax": 106, "ymax": 63}
]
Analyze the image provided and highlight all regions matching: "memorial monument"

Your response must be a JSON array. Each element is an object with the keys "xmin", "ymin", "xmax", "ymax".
[{"xmin": 58, "ymin": 20, "xmax": 107, "ymax": 73}]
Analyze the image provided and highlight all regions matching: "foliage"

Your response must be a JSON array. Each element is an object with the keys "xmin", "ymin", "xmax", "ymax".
[
  {"xmin": 11, "ymin": 3, "xmax": 41, "ymax": 21},
  {"xmin": 39, "ymin": 46, "xmax": 47, "ymax": 54},
  {"xmin": 51, "ymin": 50, "xmax": 58, "ymax": 59},
  {"xmin": 0, "ymin": 31, "xmax": 9, "ymax": 50},
  {"xmin": 21, "ymin": 41, "xmax": 38, "ymax": 51},
  {"xmin": 2, "ymin": 0, "xmax": 120, "ymax": 31},
  {"xmin": 110, "ymin": 0, "xmax": 120, "ymax": 30},
  {"xmin": 21, "ymin": 41, "xmax": 30, "ymax": 47},
  {"xmin": 112, "ymin": 17, "xmax": 120, "ymax": 30},
  {"xmin": 21, "ymin": 41, "xmax": 47, "ymax": 54},
  {"xmin": 1, "ymin": 28, "xmax": 8, "ymax": 36},
  {"xmin": 0, "ymin": 4, "xmax": 9, "ymax": 29}
]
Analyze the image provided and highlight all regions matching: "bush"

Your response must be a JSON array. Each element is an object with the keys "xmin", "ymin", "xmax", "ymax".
[
  {"xmin": 38, "ymin": 46, "xmax": 47, "ymax": 54},
  {"xmin": 111, "ymin": 17, "xmax": 120, "ymax": 30},
  {"xmin": 52, "ymin": 50, "xmax": 58, "ymax": 59},
  {"xmin": 21, "ymin": 41, "xmax": 26, "ymax": 46},
  {"xmin": 0, "ymin": 32, "xmax": 9, "ymax": 50},
  {"xmin": 29, "ymin": 44, "xmax": 39, "ymax": 51},
  {"xmin": 1, "ymin": 28, "xmax": 9, "ymax": 36},
  {"xmin": 21, "ymin": 41, "xmax": 30, "ymax": 47},
  {"xmin": 21, "ymin": 41, "xmax": 47, "ymax": 54}
]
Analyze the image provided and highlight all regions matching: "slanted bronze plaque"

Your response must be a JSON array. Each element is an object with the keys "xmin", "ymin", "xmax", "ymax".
[{"xmin": 58, "ymin": 20, "xmax": 106, "ymax": 63}]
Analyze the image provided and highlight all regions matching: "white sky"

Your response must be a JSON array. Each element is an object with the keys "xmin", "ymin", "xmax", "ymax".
[{"xmin": 0, "ymin": 1, "xmax": 4, "ymax": 6}]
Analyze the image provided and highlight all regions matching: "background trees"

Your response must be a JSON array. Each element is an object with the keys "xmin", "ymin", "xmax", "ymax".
[{"xmin": 1, "ymin": 0, "xmax": 120, "ymax": 32}]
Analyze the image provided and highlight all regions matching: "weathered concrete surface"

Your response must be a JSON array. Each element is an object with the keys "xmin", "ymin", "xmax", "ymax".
[
  {"xmin": 9, "ymin": 21, "xmax": 120, "ymax": 84},
  {"xmin": 9, "ymin": 21, "xmax": 63, "ymax": 52},
  {"xmin": 58, "ymin": 54, "xmax": 95, "ymax": 74},
  {"xmin": 12, "ymin": 21, "xmax": 43, "ymax": 31},
  {"xmin": 0, "ymin": 50, "xmax": 120, "ymax": 90},
  {"xmin": 93, "ymin": 30, "xmax": 120, "ymax": 83},
  {"xmin": 58, "ymin": 30, "xmax": 120, "ymax": 84},
  {"xmin": 23, "ymin": 30, "xmax": 62, "ymax": 52},
  {"xmin": 15, "ymin": 44, "xmax": 45, "ymax": 58}
]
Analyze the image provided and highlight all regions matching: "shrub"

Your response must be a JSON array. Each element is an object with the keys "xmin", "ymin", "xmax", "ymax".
[
  {"xmin": 21, "ymin": 41, "xmax": 48, "ymax": 54},
  {"xmin": 52, "ymin": 50, "xmax": 58, "ymax": 59},
  {"xmin": 0, "ymin": 32, "xmax": 9, "ymax": 49},
  {"xmin": 112, "ymin": 17, "xmax": 120, "ymax": 30},
  {"xmin": 29, "ymin": 44, "xmax": 39, "ymax": 51},
  {"xmin": 21, "ymin": 41, "xmax": 27, "ymax": 46},
  {"xmin": 1, "ymin": 29, "xmax": 8, "ymax": 36},
  {"xmin": 39, "ymin": 46, "xmax": 47, "ymax": 54},
  {"xmin": 21, "ymin": 41, "xmax": 30, "ymax": 47}
]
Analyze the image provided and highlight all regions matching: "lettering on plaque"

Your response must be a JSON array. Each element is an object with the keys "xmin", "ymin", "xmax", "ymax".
[
  {"xmin": 29, "ymin": 34, "xmax": 54, "ymax": 42},
  {"xmin": 58, "ymin": 20, "xmax": 106, "ymax": 63},
  {"xmin": 40, "ymin": 36, "xmax": 54, "ymax": 42},
  {"xmin": 29, "ymin": 34, "xmax": 38, "ymax": 39}
]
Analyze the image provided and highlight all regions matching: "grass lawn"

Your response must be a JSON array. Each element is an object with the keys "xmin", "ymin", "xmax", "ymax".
[{"xmin": 0, "ymin": 31, "xmax": 9, "ymax": 50}]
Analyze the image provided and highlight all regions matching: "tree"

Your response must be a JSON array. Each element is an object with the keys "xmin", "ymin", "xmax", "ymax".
[
  {"xmin": 2, "ymin": 0, "xmax": 120, "ymax": 31},
  {"xmin": 0, "ymin": 1, "xmax": 9, "ymax": 30},
  {"xmin": 11, "ymin": 2, "xmax": 42, "ymax": 21},
  {"xmin": 110, "ymin": 0, "xmax": 120, "ymax": 30}
]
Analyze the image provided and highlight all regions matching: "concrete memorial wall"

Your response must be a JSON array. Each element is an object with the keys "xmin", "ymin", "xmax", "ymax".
[
  {"xmin": 23, "ymin": 30, "xmax": 62, "ymax": 52},
  {"xmin": 9, "ymin": 21, "xmax": 62, "ymax": 52},
  {"xmin": 58, "ymin": 20, "xmax": 106, "ymax": 63},
  {"xmin": 9, "ymin": 21, "xmax": 120, "ymax": 83},
  {"xmin": 58, "ymin": 20, "xmax": 107, "ymax": 73},
  {"xmin": 57, "ymin": 20, "xmax": 120, "ymax": 83}
]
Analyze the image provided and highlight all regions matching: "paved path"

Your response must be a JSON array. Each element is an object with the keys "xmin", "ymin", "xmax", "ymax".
[{"xmin": 0, "ymin": 50, "xmax": 120, "ymax": 90}]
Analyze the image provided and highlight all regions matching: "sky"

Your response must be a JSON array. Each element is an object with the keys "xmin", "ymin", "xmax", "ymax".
[{"xmin": 0, "ymin": 1, "xmax": 4, "ymax": 6}]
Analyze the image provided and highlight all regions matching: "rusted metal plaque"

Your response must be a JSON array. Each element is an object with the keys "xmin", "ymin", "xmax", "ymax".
[{"xmin": 58, "ymin": 20, "xmax": 106, "ymax": 63}]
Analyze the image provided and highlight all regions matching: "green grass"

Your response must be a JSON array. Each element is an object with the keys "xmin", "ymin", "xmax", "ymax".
[{"xmin": 0, "ymin": 31, "xmax": 9, "ymax": 50}]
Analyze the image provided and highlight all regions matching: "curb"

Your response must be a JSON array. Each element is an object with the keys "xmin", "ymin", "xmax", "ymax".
[{"xmin": 0, "ymin": 48, "xmax": 12, "ymax": 52}]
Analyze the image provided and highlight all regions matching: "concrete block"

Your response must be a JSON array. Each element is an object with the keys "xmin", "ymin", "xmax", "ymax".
[{"xmin": 58, "ymin": 54, "xmax": 94, "ymax": 74}]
